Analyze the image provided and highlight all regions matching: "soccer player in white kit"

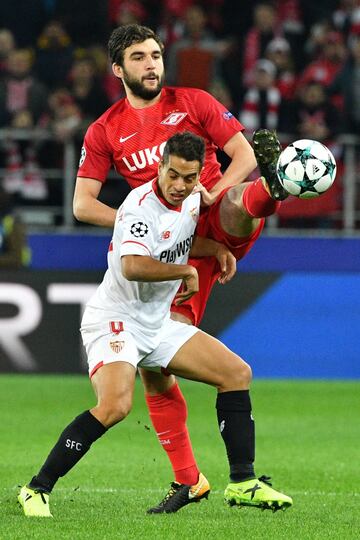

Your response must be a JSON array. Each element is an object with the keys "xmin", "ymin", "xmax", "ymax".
[
  {"xmin": 18, "ymin": 132, "xmax": 292, "ymax": 517},
  {"xmin": 72, "ymin": 24, "xmax": 292, "ymax": 513}
]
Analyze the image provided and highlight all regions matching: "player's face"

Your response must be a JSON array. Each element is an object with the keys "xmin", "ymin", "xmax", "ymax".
[
  {"xmin": 115, "ymin": 38, "xmax": 164, "ymax": 100},
  {"xmin": 158, "ymin": 155, "xmax": 201, "ymax": 207}
]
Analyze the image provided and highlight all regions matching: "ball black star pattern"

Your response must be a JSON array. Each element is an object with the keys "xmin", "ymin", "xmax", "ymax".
[
  {"xmin": 279, "ymin": 142, "xmax": 336, "ymax": 195},
  {"xmin": 130, "ymin": 221, "xmax": 149, "ymax": 237}
]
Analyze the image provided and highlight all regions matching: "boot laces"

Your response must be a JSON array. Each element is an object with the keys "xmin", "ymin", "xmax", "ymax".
[
  {"xmin": 258, "ymin": 475, "xmax": 272, "ymax": 486},
  {"xmin": 158, "ymin": 482, "xmax": 181, "ymax": 507}
]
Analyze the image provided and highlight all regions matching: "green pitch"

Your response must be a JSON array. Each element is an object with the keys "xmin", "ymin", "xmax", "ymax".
[{"xmin": 1, "ymin": 375, "xmax": 359, "ymax": 540}]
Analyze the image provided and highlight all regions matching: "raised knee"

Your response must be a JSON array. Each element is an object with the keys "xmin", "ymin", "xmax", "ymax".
[
  {"xmin": 221, "ymin": 185, "xmax": 258, "ymax": 237},
  {"xmin": 95, "ymin": 399, "xmax": 132, "ymax": 427},
  {"xmin": 222, "ymin": 357, "xmax": 252, "ymax": 390},
  {"xmin": 240, "ymin": 361, "xmax": 252, "ymax": 385}
]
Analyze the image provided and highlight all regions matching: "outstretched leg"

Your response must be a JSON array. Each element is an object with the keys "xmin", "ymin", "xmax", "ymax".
[
  {"xmin": 18, "ymin": 362, "xmax": 136, "ymax": 517},
  {"xmin": 167, "ymin": 330, "xmax": 293, "ymax": 512},
  {"xmin": 220, "ymin": 129, "xmax": 287, "ymax": 238}
]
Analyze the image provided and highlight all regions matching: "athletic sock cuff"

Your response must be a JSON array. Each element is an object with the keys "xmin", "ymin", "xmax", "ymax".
[
  {"xmin": 216, "ymin": 390, "xmax": 251, "ymax": 412},
  {"xmin": 230, "ymin": 463, "xmax": 256, "ymax": 482},
  {"xmin": 242, "ymin": 178, "xmax": 280, "ymax": 218}
]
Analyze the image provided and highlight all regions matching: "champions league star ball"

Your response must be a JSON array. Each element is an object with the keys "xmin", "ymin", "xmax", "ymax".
[{"xmin": 276, "ymin": 139, "xmax": 337, "ymax": 199}]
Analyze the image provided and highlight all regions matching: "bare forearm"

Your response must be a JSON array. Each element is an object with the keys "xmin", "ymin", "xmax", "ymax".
[
  {"xmin": 73, "ymin": 196, "xmax": 117, "ymax": 227},
  {"xmin": 210, "ymin": 152, "xmax": 256, "ymax": 197},
  {"xmin": 190, "ymin": 235, "xmax": 224, "ymax": 258},
  {"xmin": 209, "ymin": 132, "xmax": 257, "ymax": 197},
  {"xmin": 190, "ymin": 235, "xmax": 237, "ymax": 284},
  {"xmin": 73, "ymin": 177, "xmax": 117, "ymax": 227},
  {"xmin": 121, "ymin": 255, "xmax": 195, "ymax": 282}
]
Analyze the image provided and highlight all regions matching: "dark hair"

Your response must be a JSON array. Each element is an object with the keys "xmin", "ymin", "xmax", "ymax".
[
  {"xmin": 108, "ymin": 24, "xmax": 164, "ymax": 66},
  {"xmin": 162, "ymin": 132, "xmax": 205, "ymax": 168}
]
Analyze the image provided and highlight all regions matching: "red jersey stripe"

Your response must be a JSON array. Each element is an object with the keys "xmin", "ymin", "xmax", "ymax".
[
  {"xmin": 122, "ymin": 240, "xmax": 151, "ymax": 256},
  {"xmin": 138, "ymin": 189, "xmax": 152, "ymax": 206}
]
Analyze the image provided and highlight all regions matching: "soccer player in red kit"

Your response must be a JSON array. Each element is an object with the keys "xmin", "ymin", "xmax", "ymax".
[{"xmin": 72, "ymin": 24, "xmax": 289, "ymax": 513}]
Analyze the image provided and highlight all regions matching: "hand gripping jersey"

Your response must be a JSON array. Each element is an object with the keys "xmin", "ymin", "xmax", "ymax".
[
  {"xmin": 85, "ymin": 179, "xmax": 200, "ymax": 334},
  {"xmin": 77, "ymin": 87, "xmax": 243, "ymax": 191}
]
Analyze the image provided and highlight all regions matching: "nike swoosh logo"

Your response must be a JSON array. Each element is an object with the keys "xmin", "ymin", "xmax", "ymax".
[{"xmin": 119, "ymin": 132, "xmax": 138, "ymax": 143}]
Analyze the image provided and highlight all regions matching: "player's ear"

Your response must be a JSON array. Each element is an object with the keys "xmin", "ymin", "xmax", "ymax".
[{"xmin": 112, "ymin": 62, "xmax": 123, "ymax": 79}]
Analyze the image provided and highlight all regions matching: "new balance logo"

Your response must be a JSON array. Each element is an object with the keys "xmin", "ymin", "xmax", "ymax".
[{"xmin": 162, "ymin": 230, "xmax": 171, "ymax": 240}]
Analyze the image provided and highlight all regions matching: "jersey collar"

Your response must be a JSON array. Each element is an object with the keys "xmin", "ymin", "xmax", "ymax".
[
  {"xmin": 125, "ymin": 88, "xmax": 165, "ymax": 111},
  {"xmin": 152, "ymin": 178, "xmax": 182, "ymax": 212}
]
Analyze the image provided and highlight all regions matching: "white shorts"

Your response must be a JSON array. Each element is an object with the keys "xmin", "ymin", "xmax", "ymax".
[{"xmin": 80, "ymin": 310, "xmax": 199, "ymax": 377}]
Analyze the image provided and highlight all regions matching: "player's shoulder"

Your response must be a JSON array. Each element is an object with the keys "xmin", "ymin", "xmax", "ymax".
[
  {"xmin": 124, "ymin": 180, "xmax": 155, "ymax": 207},
  {"xmin": 184, "ymin": 190, "xmax": 201, "ymax": 211},
  {"xmin": 165, "ymin": 86, "xmax": 209, "ymax": 97},
  {"xmin": 165, "ymin": 86, "xmax": 213, "ymax": 102},
  {"xmin": 189, "ymin": 190, "xmax": 201, "ymax": 204},
  {"xmin": 84, "ymin": 98, "xmax": 127, "ymax": 142},
  {"xmin": 93, "ymin": 98, "xmax": 127, "ymax": 126}
]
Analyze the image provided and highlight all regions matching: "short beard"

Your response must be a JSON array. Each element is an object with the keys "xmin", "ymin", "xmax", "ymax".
[{"xmin": 122, "ymin": 70, "xmax": 164, "ymax": 100}]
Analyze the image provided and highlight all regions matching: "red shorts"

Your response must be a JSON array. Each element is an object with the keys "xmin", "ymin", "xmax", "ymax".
[{"xmin": 171, "ymin": 188, "xmax": 264, "ymax": 326}]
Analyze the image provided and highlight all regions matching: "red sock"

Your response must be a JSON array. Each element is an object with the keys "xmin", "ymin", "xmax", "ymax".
[
  {"xmin": 242, "ymin": 177, "xmax": 281, "ymax": 217},
  {"xmin": 145, "ymin": 382, "xmax": 199, "ymax": 485}
]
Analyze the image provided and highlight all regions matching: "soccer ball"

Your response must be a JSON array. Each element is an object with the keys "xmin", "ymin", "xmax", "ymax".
[{"xmin": 276, "ymin": 139, "xmax": 337, "ymax": 199}]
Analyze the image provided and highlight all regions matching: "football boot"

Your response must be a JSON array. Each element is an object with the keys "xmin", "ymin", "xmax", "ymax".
[
  {"xmin": 18, "ymin": 485, "xmax": 53, "ymax": 517},
  {"xmin": 147, "ymin": 472, "xmax": 210, "ymax": 514},
  {"xmin": 252, "ymin": 129, "xmax": 289, "ymax": 201},
  {"xmin": 224, "ymin": 475, "xmax": 292, "ymax": 512}
]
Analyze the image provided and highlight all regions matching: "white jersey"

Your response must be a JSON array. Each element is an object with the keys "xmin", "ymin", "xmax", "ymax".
[{"xmin": 85, "ymin": 179, "xmax": 200, "ymax": 336}]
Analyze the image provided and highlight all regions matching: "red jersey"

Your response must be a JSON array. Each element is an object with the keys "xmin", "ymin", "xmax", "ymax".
[{"xmin": 77, "ymin": 86, "xmax": 244, "ymax": 190}]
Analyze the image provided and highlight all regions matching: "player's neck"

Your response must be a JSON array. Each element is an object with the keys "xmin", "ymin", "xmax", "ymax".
[{"xmin": 126, "ymin": 90, "xmax": 162, "ymax": 110}]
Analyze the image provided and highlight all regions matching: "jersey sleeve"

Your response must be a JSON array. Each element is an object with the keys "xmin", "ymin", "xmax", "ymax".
[
  {"xmin": 193, "ymin": 89, "xmax": 245, "ymax": 149},
  {"xmin": 116, "ymin": 197, "xmax": 156, "ymax": 258},
  {"xmin": 77, "ymin": 121, "xmax": 113, "ymax": 182}
]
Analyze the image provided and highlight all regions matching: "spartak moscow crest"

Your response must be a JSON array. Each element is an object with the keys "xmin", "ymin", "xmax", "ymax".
[{"xmin": 161, "ymin": 112, "xmax": 187, "ymax": 125}]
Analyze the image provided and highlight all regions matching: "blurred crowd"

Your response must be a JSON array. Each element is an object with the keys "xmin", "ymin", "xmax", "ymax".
[{"xmin": 0, "ymin": 0, "xmax": 359, "ymax": 226}]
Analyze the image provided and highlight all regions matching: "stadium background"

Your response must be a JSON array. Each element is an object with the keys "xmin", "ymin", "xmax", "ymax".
[
  {"xmin": 0, "ymin": 0, "xmax": 359, "ymax": 380},
  {"xmin": 1, "ymin": 234, "xmax": 359, "ymax": 378}
]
